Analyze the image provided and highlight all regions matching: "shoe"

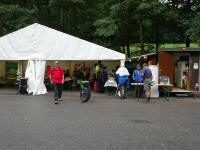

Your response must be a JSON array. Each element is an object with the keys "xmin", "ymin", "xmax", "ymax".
[
  {"xmin": 54, "ymin": 100, "xmax": 59, "ymax": 104},
  {"xmin": 123, "ymin": 93, "xmax": 127, "ymax": 99},
  {"xmin": 146, "ymin": 97, "xmax": 150, "ymax": 103},
  {"xmin": 58, "ymin": 98, "xmax": 62, "ymax": 101}
]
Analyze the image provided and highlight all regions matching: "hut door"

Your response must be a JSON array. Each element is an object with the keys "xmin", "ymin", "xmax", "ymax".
[{"xmin": 159, "ymin": 52, "xmax": 173, "ymax": 84}]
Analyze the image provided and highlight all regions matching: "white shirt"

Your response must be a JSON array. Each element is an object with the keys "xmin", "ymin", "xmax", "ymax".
[{"xmin": 116, "ymin": 66, "xmax": 130, "ymax": 76}]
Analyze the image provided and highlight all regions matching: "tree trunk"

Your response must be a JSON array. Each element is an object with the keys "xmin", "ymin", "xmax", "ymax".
[
  {"xmin": 73, "ymin": 7, "xmax": 78, "ymax": 35},
  {"xmin": 155, "ymin": 24, "xmax": 160, "ymax": 64},
  {"xmin": 122, "ymin": 45, "xmax": 125, "ymax": 53},
  {"xmin": 155, "ymin": 26, "xmax": 159, "ymax": 53},
  {"xmin": 0, "ymin": 17, "xmax": 3, "ymax": 36},
  {"xmin": 47, "ymin": 6, "xmax": 50, "ymax": 26},
  {"xmin": 61, "ymin": 8, "xmax": 65, "ymax": 32},
  {"xmin": 66, "ymin": 9, "xmax": 70, "ymax": 33},
  {"xmin": 139, "ymin": 22, "xmax": 144, "ymax": 55},
  {"xmin": 186, "ymin": 0, "xmax": 192, "ymax": 10},
  {"xmin": 126, "ymin": 41, "xmax": 131, "ymax": 58}
]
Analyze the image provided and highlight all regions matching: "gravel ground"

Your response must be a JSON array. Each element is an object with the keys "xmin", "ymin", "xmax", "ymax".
[{"xmin": 0, "ymin": 89, "xmax": 200, "ymax": 150}]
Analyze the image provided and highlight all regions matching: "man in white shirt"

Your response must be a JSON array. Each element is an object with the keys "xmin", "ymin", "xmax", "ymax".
[{"xmin": 116, "ymin": 64, "xmax": 130, "ymax": 99}]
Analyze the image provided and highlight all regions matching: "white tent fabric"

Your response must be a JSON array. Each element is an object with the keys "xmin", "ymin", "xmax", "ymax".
[
  {"xmin": 0, "ymin": 23, "xmax": 125, "ymax": 95},
  {"xmin": 0, "ymin": 23, "xmax": 125, "ymax": 61},
  {"xmin": 149, "ymin": 65, "xmax": 159, "ymax": 98},
  {"xmin": 17, "ymin": 61, "xmax": 23, "ymax": 81},
  {"xmin": 25, "ymin": 60, "xmax": 47, "ymax": 95}
]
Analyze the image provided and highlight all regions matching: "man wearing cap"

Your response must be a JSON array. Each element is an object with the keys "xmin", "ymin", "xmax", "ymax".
[
  {"xmin": 116, "ymin": 64, "xmax": 130, "ymax": 99},
  {"xmin": 50, "ymin": 61, "xmax": 65, "ymax": 104}
]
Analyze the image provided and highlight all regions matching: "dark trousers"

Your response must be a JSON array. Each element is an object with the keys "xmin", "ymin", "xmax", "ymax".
[
  {"xmin": 53, "ymin": 83, "xmax": 63, "ymax": 101},
  {"xmin": 98, "ymin": 79, "xmax": 105, "ymax": 93},
  {"xmin": 135, "ymin": 83, "xmax": 143, "ymax": 97}
]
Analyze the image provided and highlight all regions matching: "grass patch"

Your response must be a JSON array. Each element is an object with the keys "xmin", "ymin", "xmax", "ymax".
[
  {"xmin": 160, "ymin": 43, "xmax": 199, "ymax": 48},
  {"xmin": 128, "ymin": 43, "xmax": 199, "ymax": 56}
]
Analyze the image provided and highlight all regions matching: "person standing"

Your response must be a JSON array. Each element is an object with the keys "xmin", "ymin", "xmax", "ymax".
[
  {"xmin": 50, "ymin": 61, "xmax": 65, "ymax": 104},
  {"xmin": 98, "ymin": 66, "xmax": 107, "ymax": 93},
  {"xmin": 142, "ymin": 63, "xmax": 153, "ymax": 103},
  {"xmin": 96, "ymin": 61, "xmax": 105, "ymax": 93},
  {"xmin": 132, "ymin": 64, "xmax": 143, "ymax": 97},
  {"xmin": 116, "ymin": 64, "xmax": 130, "ymax": 99}
]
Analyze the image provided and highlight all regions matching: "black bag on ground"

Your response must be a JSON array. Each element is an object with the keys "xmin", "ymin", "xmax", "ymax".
[
  {"xmin": 80, "ymin": 81, "xmax": 91, "ymax": 103},
  {"xmin": 18, "ymin": 78, "xmax": 28, "ymax": 95}
]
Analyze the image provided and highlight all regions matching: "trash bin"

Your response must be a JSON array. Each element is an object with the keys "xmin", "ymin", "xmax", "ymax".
[
  {"xmin": 18, "ymin": 78, "xmax": 28, "ymax": 95},
  {"xmin": 80, "ymin": 81, "xmax": 91, "ymax": 103}
]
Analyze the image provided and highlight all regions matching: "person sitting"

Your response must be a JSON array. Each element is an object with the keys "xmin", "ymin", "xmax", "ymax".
[
  {"xmin": 195, "ymin": 82, "xmax": 199, "ymax": 91},
  {"xmin": 182, "ymin": 72, "xmax": 188, "ymax": 89},
  {"xmin": 73, "ymin": 67, "xmax": 78, "ymax": 78},
  {"xmin": 76, "ymin": 68, "xmax": 85, "ymax": 88},
  {"xmin": 85, "ymin": 68, "xmax": 90, "ymax": 81},
  {"xmin": 64, "ymin": 69, "xmax": 70, "ymax": 79}
]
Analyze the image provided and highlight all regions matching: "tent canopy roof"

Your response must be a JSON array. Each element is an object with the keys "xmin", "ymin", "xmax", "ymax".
[{"xmin": 0, "ymin": 23, "xmax": 125, "ymax": 61}]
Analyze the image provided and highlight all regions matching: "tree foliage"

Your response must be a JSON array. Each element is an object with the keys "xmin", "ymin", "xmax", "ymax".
[
  {"xmin": 0, "ymin": 3, "xmax": 37, "ymax": 36},
  {"xmin": 0, "ymin": 0, "xmax": 199, "ymax": 57},
  {"xmin": 187, "ymin": 13, "xmax": 200, "ymax": 41}
]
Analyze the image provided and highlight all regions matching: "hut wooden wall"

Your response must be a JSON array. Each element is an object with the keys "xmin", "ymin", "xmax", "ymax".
[
  {"xmin": 189, "ymin": 53, "xmax": 199, "ymax": 90},
  {"xmin": 159, "ymin": 52, "xmax": 173, "ymax": 84}
]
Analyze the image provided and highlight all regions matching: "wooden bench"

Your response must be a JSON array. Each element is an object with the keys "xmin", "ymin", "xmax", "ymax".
[
  {"xmin": 0, "ymin": 75, "xmax": 17, "ymax": 86},
  {"xmin": 190, "ymin": 91, "xmax": 200, "ymax": 99}
]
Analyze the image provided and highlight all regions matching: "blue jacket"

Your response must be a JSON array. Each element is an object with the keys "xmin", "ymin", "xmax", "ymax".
[{"xmin": 132, "ymin": 69, "xmax": 143, "ymax": 83}]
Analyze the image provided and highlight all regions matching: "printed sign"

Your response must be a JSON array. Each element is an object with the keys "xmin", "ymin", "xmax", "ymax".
[{"xmin": 193, "ymin": 62, "xmax": 198, "ymax": 70}]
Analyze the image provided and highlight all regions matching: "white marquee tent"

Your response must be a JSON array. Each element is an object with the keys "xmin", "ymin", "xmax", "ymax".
[{"xmin": 0, "ymin": 23, "xmax": 125, "ymax": 95}]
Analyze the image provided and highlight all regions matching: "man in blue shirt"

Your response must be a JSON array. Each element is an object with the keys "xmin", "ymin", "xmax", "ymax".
[
  {"xmin": 133, "ymin": 64, "xmax": 143, "ymax": 83},
  {"xmin": 132, "ymin": 64, "xmax": 143, "ymax": 97}
]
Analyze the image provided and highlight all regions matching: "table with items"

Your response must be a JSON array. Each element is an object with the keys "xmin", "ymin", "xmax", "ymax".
[{"xmin": 131, "ymin": 82, "xmax": 173, "ymax": 101}]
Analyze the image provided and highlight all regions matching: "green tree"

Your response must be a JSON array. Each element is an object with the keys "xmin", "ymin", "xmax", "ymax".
[
  {"xmin": 187, "ymin": 13, "xmax": 200, "ymax": 42},
  {"xmin": 0, "ymin": 3, "xmax": 37, "ymax": 36},
  {"xmin": 49, "ymin": 0, "xmax": 85, "ymax": 35}
]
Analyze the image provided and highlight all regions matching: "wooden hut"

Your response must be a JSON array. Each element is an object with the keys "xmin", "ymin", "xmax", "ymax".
[{"xmin": 158, "ymin": 48, "xmax": 200, "ymax": 91}]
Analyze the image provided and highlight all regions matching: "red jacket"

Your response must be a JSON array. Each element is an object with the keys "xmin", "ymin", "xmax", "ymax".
[{"xmin": 50, "ymin": 67, "xmax": 64, "ymax": 83}]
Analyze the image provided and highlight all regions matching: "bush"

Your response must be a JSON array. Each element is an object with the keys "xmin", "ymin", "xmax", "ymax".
[{"xmin": 197, "ymin": 39, "xmax": 200, "ymax": 47}]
